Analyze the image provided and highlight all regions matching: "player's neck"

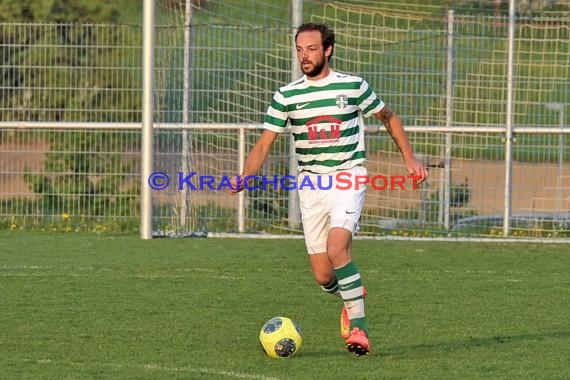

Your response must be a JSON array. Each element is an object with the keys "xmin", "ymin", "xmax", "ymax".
[{"xmin": 306, "ymin": 66, "xmax": 331, "ymax": 81}]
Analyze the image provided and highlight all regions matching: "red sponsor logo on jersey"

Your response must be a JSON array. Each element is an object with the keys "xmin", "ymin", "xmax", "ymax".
[{"xmin": 306, "ymin": 115, "xmax": 341, "ymax": 144}]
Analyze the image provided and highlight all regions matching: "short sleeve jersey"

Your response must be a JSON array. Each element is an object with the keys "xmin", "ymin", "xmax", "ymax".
[{"xmin": 263, "ymin": 70, "xmax": 384, "ymax": 174}]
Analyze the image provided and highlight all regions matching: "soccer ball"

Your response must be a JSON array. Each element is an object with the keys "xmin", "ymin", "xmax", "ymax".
[{"xmin": 259, "ymin": 316, "xmax": 303, "ymax": 359}]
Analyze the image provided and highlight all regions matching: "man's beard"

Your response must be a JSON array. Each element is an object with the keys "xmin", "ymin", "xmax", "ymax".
[{"xmin": 301, "ymin": 57, "xmax": 326, "ymax": 77}]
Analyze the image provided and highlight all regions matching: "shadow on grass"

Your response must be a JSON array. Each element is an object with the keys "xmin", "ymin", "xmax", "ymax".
[
  {"xmin": 380, "ymin": 330, "xmax": 570, "ymax": 358},
  {"xmin": 297, "ymin": 349, "xmax": 351, "ymax": 359}
]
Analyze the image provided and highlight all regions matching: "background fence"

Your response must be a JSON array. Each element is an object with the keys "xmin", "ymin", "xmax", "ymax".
[{"xmin": 0, "ymin": 0, "xmax": 569, "ymax": 238}]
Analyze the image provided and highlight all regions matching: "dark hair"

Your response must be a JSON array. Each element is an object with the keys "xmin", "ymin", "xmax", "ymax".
[{"xmin": 295, "ymin": 23, "xmax": 335, "ymax": 61}]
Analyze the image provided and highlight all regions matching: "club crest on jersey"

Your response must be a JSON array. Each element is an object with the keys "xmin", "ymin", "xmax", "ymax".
[
  {"xmin": 336, "ymin": 94, "xmax": 348, "ymax": 109},
  {"xmin": 306, "ymin": 115, "xmax": 341, "ymax": 144}
]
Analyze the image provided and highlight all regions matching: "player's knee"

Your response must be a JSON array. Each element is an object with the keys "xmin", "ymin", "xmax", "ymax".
[
  {"xmin": 313, "ymin": 271, "xmax": 335, "ymax": 287},
  {"xmin": 326, "ymin": 232, "xmax": 351, "ymax": 262},
  {"xmin": 327, "ymin": 240, "xmax": 347, "ymax": 255}
]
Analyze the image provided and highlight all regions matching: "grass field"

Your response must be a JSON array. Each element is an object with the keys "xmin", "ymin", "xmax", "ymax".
[{"xmin": 1, "ymin": 232, "xmax": 569, "ymax": 379}]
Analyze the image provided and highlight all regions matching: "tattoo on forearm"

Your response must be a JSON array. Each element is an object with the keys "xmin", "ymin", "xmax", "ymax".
[
  {"xmin": 379, "ymin": 106, "xmax": 394, "ymax": 130},
  {"xmin": 378, "ymin": 106, "xmax": 405, "ymax": 152}
]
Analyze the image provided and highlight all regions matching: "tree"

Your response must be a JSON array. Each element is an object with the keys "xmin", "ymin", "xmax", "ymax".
[
  {"xmin": 2, "ymin": 0, "xmax": 142, "ymax": 222},
  {"xmin": 0, "ymin": 0, "xmax": 121, "ymax": 23}
]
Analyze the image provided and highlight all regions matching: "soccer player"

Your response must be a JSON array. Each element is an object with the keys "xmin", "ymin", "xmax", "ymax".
[{"xmin": 230, "ymin": 23, "xmax": 428, "ymax": 356}]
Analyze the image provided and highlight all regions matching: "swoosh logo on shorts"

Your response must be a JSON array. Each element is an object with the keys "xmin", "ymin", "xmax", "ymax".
[{"xmin": 296, "ymin": 103, "xmax": 310, "ymax": 109}]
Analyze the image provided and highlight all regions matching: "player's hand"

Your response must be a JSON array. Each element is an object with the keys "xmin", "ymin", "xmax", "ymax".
[
  {"xmin": 405, "ymin": 157, "xmax": 429, "ymax": 184},
  {"xmin": 229, "ymin": 175, "xmax": 244, "ymax": 195}
]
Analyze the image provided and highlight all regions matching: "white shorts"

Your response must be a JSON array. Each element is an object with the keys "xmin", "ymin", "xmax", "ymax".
[{"xmin": 297, "ymin": 165, "xmax": 367, "ymax": 254}]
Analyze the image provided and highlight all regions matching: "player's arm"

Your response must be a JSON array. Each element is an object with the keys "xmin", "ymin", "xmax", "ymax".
[
  {"xmin": 373, "ymin": 105, "xmax": 429, "ymax": 183},
  {"xmin": 229, "ymin": 129, "xmax": 279, "ymax": 194}
]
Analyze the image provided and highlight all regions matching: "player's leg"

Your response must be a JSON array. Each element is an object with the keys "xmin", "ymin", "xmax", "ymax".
[
  {"xmin": 299, "ymin": 169, "xmax": 369, "ymax": 356},
  {"xmin": 327, "ymin": 165, "xmax": 369, "ymax": 355},
  {"xmin": 327, "ymin": 228, "xmax": 368, "ymax": 332},
  {"xmin": 297, "ymin": 174, "xmax": 338, "ymax": 294}
]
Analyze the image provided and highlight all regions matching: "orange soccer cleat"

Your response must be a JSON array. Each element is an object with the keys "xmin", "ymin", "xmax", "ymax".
[{"xmin": 345, "ymin": 327, "xmax": 370, "ymax": 356}]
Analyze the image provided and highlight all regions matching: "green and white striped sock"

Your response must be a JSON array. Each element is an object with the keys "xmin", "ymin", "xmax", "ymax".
[
  {"xmin": 335, "ymin": 261, "xmax": 368, "ymax": 334},
  {"xmin": 320, "ymin": 277, "xmax": 340, "ymax": 296}
]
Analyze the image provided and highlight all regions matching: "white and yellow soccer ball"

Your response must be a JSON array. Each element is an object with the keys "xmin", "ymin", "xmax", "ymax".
[{"xmin": 259, "ymin": 316, "xmax": 303, "ymax": 359}]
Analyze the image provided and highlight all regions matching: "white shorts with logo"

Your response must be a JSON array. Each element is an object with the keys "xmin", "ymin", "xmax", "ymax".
[{"xmin": 297, "ymin": 165, "xmax": 367, "ymax": 254}]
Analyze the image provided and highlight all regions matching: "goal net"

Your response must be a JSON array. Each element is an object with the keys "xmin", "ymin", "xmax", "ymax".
[{"xmin": 151, "ymin": 0, "xmax": 570, "ymax": 238}]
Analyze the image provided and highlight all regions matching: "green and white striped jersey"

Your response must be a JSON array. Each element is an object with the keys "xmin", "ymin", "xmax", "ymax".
[{"xmin": 264, "ymin": 70, "xmax": 384, "ymax": 174}]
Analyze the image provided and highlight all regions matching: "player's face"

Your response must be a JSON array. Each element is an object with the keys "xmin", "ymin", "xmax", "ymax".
[{"xmin": 296, "ymin": 30, "xmax": 331, "ymax": 79}]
